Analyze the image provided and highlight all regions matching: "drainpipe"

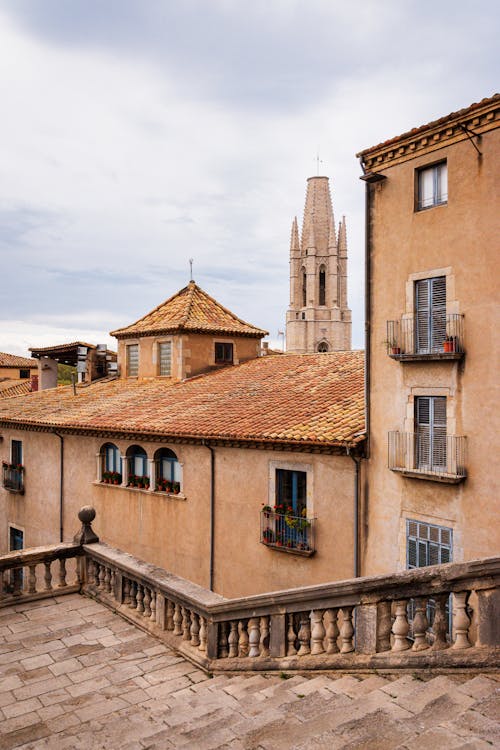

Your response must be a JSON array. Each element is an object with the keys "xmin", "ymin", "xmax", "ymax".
[
  {"xmin": 52, "ymin": 430, "xmax": 64, "ymax": 543},
  {"xmin": 364, "ymin": 179, "xmax": 372, "ymax": 459},
  {"xmin": 347, "ymin": 447, "xmax": 362, "ymax": 578},
  {"xmin": 202, "ymin": 440, "xmax": 215, "ymax": 591}
]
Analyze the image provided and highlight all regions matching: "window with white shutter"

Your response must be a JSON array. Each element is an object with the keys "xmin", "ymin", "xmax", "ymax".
[
  {"xmin": 415, "ymin": 276, "xmax": 446, "ymax": 353},
  {"xmin": 417, "ymin": 162, "xmax": 447, "ymax": 210},
  {"xmin": 126, "ymin": 344, "xmax": 139, "ymax": 377},
  {"xmin": 415, "ymin": 396, "xmax": 447, "ymax": 471},
  {"xmin": 158, "ymin": 342, "xmax": 172, "ymax": 376}
]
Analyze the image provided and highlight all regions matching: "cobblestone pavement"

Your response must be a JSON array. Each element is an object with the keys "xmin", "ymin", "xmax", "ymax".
[{"xmin": 0, "ymin": 595, "xmax": 498, "ymax": 749}]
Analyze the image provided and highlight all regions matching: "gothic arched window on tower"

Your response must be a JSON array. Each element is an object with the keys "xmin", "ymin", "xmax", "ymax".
[
  {"xmin": 319, "ymin": 266, "xmax": 326, "ymax": 306},
  {"xmin": 317, "ymin": 341, "xmax": 329, "ymax": 353},
  {"xmin": 302, "ymin": 269, "xmax": 307, "ymax": 307}
]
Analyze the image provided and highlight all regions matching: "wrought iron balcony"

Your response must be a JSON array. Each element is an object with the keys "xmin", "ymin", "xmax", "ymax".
[
  {"xmin": 388, "ymin": 432, "xmax": 467, "ymax": 483},
  {"xmin": 260, "ymin": 508, "xmax": 315, "ymax": 556},
  {"xmin": 2, "ymin": 462, "xmax": 25, "ymax": 494},
  {"xmin": 386, "ymin": 314, "xmax": 464, "ymax": 361}
]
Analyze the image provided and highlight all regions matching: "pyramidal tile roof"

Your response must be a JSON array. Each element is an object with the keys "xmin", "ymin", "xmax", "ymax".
[
  {"xmin": 110, "ymin": 281, "xmax": 268, "ymax": 339},
  {"xmin": 0, "ymin": 351, "xmax": 365, "ymax": 449}
]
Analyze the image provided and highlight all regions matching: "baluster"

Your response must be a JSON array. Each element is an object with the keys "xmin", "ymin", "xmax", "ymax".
[
  {"xmin": 150, "ymin": 591, "xmax": 157, "ymax": 623},
  {"xmin": 228, "ymin": 621, "xmax": 239, "ymax": 657},
  {"xmin": 340, "ymin": 607, "xmax": 355, "ymax": 653},
  {"xmin": 377, "ymin": 601, "xmax": 393, "ymax": 652},
  {"xmin": 173, "ymin": 603, "xmax": 183, "ymax": 635},
  {"xmin": 431, "ymin": 593, "xmax": 450, "ymax": 650},
  {"xmin": 44, "ymin": 561, "xmax": 52, "ymax": 591},
  {"xmin": 104, "ymin": 566, "xmax": 111, "ymax": 593},
  {"xmin": 28, "ymin": 564, "xmax": 37, "ymax": 595},
  {"xmin": 98, "ymin": 564, "xmax": 105, "ymax": 590},
  {"xmin": 166, "ymin": 599, "xmax": 175, "ymax": 630},
  {"xmin": 248, "ymin": 618, "xmax": 260, "ymax": 657},
  {"xmin": 57, "ymin": 559, "xmax": 67, "ymax": 588},
  {"xmin": 391, "ymin": 600, "xmax": 410, "ymax": 651},
  {"xmin": 297, "ymin": 612, "xmax": 311, "ymax": 656},
  {"xmin": 182, "ymin": 607, "xmax": 191, "ymax": 640},
  {"xmin": 0, "ymin": 570, "xmax": 5, "ymax": 598},
  {"xmin": 412, "ymin": 597, "xmax": 430, "ymax": 651},
  {"xmin": 325, "ymin": 609, "xmax": 340, "ymax": 654},
  {"xmin": 129, "ymin": 580, "xmax": 137, "ymax": 609},
  {"xmin": 123, "ymin": 578, "xmax": 131, "ymax": 606},
  {"xmin": 136, "ymin": 584, "xmax": 144, "ymax": 614},
  {"xmin": 87, "ymin": 558, "xmax": 96, "ymax": 585},
  {"xmin": 238, "ymin": 620, "xmax": 249, "ymax": 657},
  {"xmin": 143, "ymin": 587, "xmax": 151, "ymax": 617},
  {"xmin": 259, "ymin": 616, "xmax": 270, "ymax": 657},
  {"xmin": 190, "ymin": 612, "xmax": 200, "ymax": 647},
  {"xmin": 287, "ymin": 613, "xmax": 297, "ymax": 656},
  {"xmin": 452, "ymin": 591, "xmax": 472, "ymax": 649},
  {"xmin": 218, "ymin": 622, "xmax": 229, "ymax": 658},
  {"xmin": 199, "ymin": 616, "xmax": 207, "ymax": 652},
  {"xmin": 110, "ymin": 569, "xmax": 116, "ymax": 597},
  {"xmin": 13, "ymin": 567, "xmax": 22, "ymax": 596},
  {"xmin": 311, "ymin": 610, "xmax": 326, "ymax": 655}
]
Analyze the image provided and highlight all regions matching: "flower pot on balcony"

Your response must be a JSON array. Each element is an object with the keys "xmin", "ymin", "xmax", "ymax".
[
  {"xmin": 391, "ymin": 347, "xmax": 401, "ymax": 355},
  {"xmin": 443, "ymin": 338, "xmax": 455, "ymax": 352}
]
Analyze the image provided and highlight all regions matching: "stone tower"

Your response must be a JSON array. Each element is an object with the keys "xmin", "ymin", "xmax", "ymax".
[{"xmin": 286, "ymin": 176, "xmax": 352, "ymax": 353}]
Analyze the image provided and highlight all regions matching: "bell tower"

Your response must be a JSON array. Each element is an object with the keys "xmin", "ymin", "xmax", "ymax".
[{"xmin": 286, "ymin": 176, "xmax": 352, "ymax": 353}]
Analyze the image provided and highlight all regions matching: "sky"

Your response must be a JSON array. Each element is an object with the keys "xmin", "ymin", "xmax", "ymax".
[{"xmin": 0, "ymin": 0, "xmax": 498, "ymax": 356}]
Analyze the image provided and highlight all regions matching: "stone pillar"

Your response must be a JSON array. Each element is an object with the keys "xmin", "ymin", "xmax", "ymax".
[
  {"xmin": 476, "ymin": 588, "xmax": 500, "ymax": 647},
  {"xmin": 39, "ymin": 357, "xmax": 58, "ymax": 390}
]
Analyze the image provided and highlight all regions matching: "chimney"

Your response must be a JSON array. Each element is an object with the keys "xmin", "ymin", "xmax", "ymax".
[{"xmin": 30, "ymin": 374, "xmax": 39, "ymax": 392}]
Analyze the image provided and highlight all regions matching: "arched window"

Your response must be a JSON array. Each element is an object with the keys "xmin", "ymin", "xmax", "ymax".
[
  {"xmin": 319, "ymin": 266, "xmax": 326, "ymax": 306},
  {"xmin": 302, "ymin": 269, "xmax": 307, "ymax": 307},
  {"xmin": 154, "ymin": 448, "xmax": 181, "ymax": 493},
  {"xmin": 101, "ymin": 443, "xmax": 122, "ymax": 484},
  {"xmin": 317, "ymin": 341, "xmax": 329, "ymax": 353},
  {"xmin": 126, "ymin": 445, "xmax": 149, "ymax": 488}
]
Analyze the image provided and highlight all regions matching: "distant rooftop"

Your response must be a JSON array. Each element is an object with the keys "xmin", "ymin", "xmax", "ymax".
[{"xmin": 0, "ymin": 351, "xmax": 37, "ymax": 368}]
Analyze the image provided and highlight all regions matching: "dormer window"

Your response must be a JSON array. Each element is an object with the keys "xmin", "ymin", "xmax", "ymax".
[
  {"xmin": 215, "ymin": 342, "xmax": 233, "ymax": 364},
  {"xmin": 126, "ymin": 344, "xmax": 139, "ymax": 377},
  {"xmin": 158, "ymin": 342, "xmax": 172, "ymax": 377}
]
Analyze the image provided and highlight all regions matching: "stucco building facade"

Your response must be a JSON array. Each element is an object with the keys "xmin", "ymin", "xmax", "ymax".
[{"xmin": 357, "ymin": 94, "xmax": 500, "ymax": 576}]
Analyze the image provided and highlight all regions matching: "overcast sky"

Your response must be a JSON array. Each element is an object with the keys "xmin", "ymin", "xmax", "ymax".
[{"xmin": 0, "ymin": 1, "xmax": 497, "ymax": 356}]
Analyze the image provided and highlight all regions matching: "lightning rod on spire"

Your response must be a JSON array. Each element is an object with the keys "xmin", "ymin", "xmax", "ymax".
[{"xmin": 189, "ymin": 258, "xmax": 194, "ymax": 281}]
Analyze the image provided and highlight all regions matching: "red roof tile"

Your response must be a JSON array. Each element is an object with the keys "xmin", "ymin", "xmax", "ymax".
[{"xmin": 0, "ymin": 352, "xmax": 37, "ymax": 368}]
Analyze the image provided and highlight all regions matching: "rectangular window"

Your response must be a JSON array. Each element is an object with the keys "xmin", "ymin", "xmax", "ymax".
[
  {"xmin": 415, "ymin": 396, "xmax": 447, "ymax": 471},
  {"xmin": 19, "ymin": 369, "xmax": 30, "ymax": 379},
  {"xmin": 215, "ymin": 342, "xmax": 233, "ymax": 364},
  {"xmin": 276, "ymin": 468, "xmax": 307, "ymax": 516},
  {"xmin": 158, "ymin": 342, "xmax": 172, "ymax": 376},
  {"xmin": 415, "ymin": 276, "xmax": 446, "ymax": 353},
  {"xmin": 11, "ymin": 440, "xmax": 23, "ymax": 466},
  {"xmin": 407, "ymin": 519, "xmax": 452, "ymax": 569},
  {"xmin": 126, "ymin": 344, "xmax": 139, "ymax": 377},
  {"xmin": 417, "ymin": 161, "xmax": 447, "ymax": 210}
]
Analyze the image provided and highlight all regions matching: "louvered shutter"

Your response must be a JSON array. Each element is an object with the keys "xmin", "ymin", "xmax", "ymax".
[
  {"xmin": 416, "ymin": 397, "xmax": 431, "ymax": 469},
  {"xmin": 430, "ymin": 277, "xmax": 446, "ymax": 351},
  {"xmin": 432, "ymin": 397, "xmax": 447, "ymax": 469},
  {"xmin": 407, "ymin": 538, "xmax": 417, "ymax": 568},
  {"xmin": 415, "ymin": 280, "xmax": 430, "ymax": 353}
]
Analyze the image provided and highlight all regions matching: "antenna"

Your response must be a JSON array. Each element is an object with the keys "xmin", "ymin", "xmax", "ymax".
[
  {"xmin": 189, "ymin": 258, "xmax": 194, "ymax": 281},
  {"xmin": 315, "ymin": 151, "xmax": 323, "ymax": 176}
]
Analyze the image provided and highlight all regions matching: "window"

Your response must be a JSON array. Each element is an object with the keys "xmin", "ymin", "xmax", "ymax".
[
  {"xmin": 9, "ymin": 527, "xmax": 24, "ymax": 591},
  {"xmin": 415, "ymin": 276, "xmax": 446, "ymax": 353},
  {"xmin": 276, "ymin": 468, "xmax": 306, "ymax": 516},
  {"xmin": 317, "ymin": 341, "xmax": 329, "ymax": 353},
  {"xmin": 101, "ymin": 442, "xmax": 122, "ymax": 484},
  {"xmin": 407, "ymin": 519, "xmax": 452, "ymax": 569},
  {"xmin": 319, "ymin": 266, "xmax": 326, "ymax": 306},
  {"xmin": 215, "ymin": 342, "xmax": 233, "ymax": 364},
  {"xmin": 158, "ymin": 342, "xmax": 172, "ymax": 376},
  {"xmin": 261, "ymin": 468, "xmax": 313, "ymax": 554},
  {"xmin": 302, "ymin": 269, "xmax": 307, "ymax": 307},
  {"xmin": 126, "ymin": 445, "xmax": 149, "ymax": 488},
  {"xmin": 2, "ymin": 440, "xmax": 24, "ymax": 493},
  {"xmin": 11, "ymin": 440, "xmax": 23, "ymax": 466},
  {"xmin": 126, "ymin": 344, "xmax": 139, "ymax": 377},
  {"xmin": 415, "ymin": 396, "xmax": 446, "ymax": 471},
  {"xmin": 417, "ymin": 162, "xmax": 447, "ymax": 210},
  {"xmin": 154, "ymin": 447, "xmax": 181, "ymax": 493},
  {"xmin": 19, "ymin": 369, "xmax": 30, "ymax": 379}
]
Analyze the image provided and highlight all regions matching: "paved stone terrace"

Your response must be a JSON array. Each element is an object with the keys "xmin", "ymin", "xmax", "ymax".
[{"xmin": 0, "ymin": 595, "xmax": 498, "ymax": 749}]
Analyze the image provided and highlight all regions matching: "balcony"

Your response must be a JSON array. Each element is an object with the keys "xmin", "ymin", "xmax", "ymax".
[
  {"xmin": 388, "ymin": 432, "xmax": 467, "ymax": 483},
  {"xmin": 260, "ymin": 507, "xmax": 315, "ymax": 556},
  {"xmin": 386, "ymin": 314, "xmax": 464, "ymax": 361},
  {"xmin": 2, "ymin": 462, "xmax": 24, "ymax": 494}
]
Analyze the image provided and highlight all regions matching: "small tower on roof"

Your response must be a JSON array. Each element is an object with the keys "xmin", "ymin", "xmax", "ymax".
[{"xmin": 286, "ymin": 176, "xmax": 352, "ymax": 353}]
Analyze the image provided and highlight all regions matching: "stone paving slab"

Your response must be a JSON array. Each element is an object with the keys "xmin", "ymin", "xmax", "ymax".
[{"xmin": 0, "ymin": 594, "xmax": 498, "ymax": 750}]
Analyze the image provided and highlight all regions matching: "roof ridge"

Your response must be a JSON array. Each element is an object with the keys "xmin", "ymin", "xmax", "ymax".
[
  {"xmin": 180, "ymin": 280, "xmax": 197, "ymax": 326},
  {"xmin": 110, "ymin": 284, "xmax": 192, "ymax": 336}
]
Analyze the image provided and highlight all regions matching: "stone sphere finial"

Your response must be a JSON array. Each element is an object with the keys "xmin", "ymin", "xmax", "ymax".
[
  {"xmin": 78, "ymin": 506, "xmax": 96, "ymax": 525},
  {"xmin": 74, "ymin": 506, "xmax": 99, "ymax": 545}
]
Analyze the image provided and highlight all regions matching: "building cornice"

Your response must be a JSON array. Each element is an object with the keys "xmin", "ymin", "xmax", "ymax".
[{"xmin": 357, "ymin": 95, "xmax": 499, "ymax": 172}]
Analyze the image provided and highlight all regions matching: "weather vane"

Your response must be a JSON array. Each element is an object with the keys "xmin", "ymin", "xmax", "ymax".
[
  {"xmin": 315, "ymin": 151, "xmax": 323, "ymax": 175},
  {"xmin": 189, "ymin": 258, "xmax": 194, "ymax": 281}
]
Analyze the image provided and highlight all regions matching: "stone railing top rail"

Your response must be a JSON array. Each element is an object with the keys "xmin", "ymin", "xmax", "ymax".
[{"xmin": 0, "ymin": 542, "xmax": 81, "ymax": 572}]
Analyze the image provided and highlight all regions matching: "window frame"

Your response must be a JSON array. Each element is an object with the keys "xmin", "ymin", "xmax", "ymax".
[
  {"xmin": 416, "ymin": 160, "xmax": 448, "ymax": 211},
  {"xmin": 415, "ymin": 396, "xmax": 447, "ymax": 472},
  {"xmin": 214, "ymin": 342, "xmax": 233, "ymax": 365},
  {"xmin": 415, "ymin": 276, "xmax": 446, "ymax": 354},
  {"xmin": 126, "ymin": 343, "xmax": 139, "ymax": 378},
  {"xmin": 19, "ymin": 369, "xmax": 30, "ymax": 379},
  {"xmin": 158, "ymin": 341, "xmax": 172, "ymax": 377},
  {"xmin": 406, "ymin": 518, "xmax": 453, "ymax": 569}
]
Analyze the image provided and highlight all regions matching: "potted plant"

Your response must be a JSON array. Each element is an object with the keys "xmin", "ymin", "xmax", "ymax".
[
  {"xmin": 262, "ymin": 528, "xmax": 275, "ymax": 544},
  {"xmin": 443, "ymin": 335, "xmax": 455, "ymax": 353},
  {"xmin": 261, "ymin": 504, "xmax": 272, "ymax": 518},
  {"xmin": 173, "ymin": 481, "xmax": 180, "ymax": 495}
]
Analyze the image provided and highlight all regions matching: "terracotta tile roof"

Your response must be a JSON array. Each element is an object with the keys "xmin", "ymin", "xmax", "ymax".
[
  {"xmin": 0, "ymin": 351, "xmax": 365, "ymax": 448},
  {"xmin": 0, "ymin": 352, "xmax": 37, "ymax": 368},
  {"xmin": 357, "ymin": 94, "xmax": 500, "ymax": 158},
  {"xmin": 110, "ymin": 281, "xmax": 268, "ymax": 340},
  {"xmin": 30, "ymin": 342, "xmax": 96, "ymax": 356},
  {"xmin": 0, "ymin": 381, "xmax": 32, "ymax": 399}
]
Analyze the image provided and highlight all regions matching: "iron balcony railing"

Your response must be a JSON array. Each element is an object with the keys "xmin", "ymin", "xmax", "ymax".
[
  {"xmin": 388, "ymin": 432, "xmax": 467, "ymax": 482},
  {"xmin": 386, "ymin": 314, "xmax": 464, "ymax": 358},
  {"xmin": 260, "ymin": 508, "xmax": 315, "ymax": 556},
  {"xmin": 2, "ymin": 463, "xmax": 24, "ymax": 494}
]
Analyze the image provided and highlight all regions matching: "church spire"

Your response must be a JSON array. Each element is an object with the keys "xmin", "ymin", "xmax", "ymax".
[
  {"xmin": 300, "ymin": 176, "xmax": 333, "ymax": 255},
  {"xmin": 290, "ymin": 216, "xmax": 300, "ymax": 255}
]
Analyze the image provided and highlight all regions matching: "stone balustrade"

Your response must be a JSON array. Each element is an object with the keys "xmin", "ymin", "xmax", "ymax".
[{"xmin": 1, "ymin": 508, "xmax": 499, "ymax": 674}]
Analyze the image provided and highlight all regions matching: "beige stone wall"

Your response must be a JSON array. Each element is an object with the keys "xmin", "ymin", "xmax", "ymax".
[
  {"xmin": 0, "ymin": 365, "xmax": 37, "ymax": 380},
  {"xmin": 0, "ymin": 430, "xmax": 356, "ymax": 597},
  {"xmin": 117, "ymin": 334, "xmax": 260, "ymax": 381},
  {"xmin": 363, "ymin": 125, "xmax": 500, "ymax": 575}
]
